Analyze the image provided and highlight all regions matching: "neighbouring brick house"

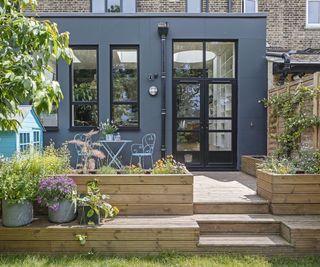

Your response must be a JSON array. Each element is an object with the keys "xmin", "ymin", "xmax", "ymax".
[{"xmin": 23, "ymin": 0, "xmax": 320, "ymax": 170}]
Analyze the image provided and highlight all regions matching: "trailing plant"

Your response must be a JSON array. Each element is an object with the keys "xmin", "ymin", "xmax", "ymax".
[
  {"xmin": 122, "ymin": 164, "xmax": 145, "ymax": 174},
  {"xmin": 68, "ymin": 130, "xmax": 106, "ymax": 174},
  {"xmin": 42, "ymin": 142, "xmax": 72, "ymax": 176},
  {"xmin": 262, "ymin": 85, "xmax": 320, "ymax": 158},
  {"xmin": 152, "ymin": 155, "xmax": 187, "ymax": 174},
  {"xmin": 97, "ymin": 165, "xmax": 117, "ymax": 175},
  {"xmin": 0, "ymin": 152, "xmax": 42, "ymax": 204},
  {"xmin": 99, "ymin": 119, "xmax": 118, "ymax": 135},
  {"xmin": 77, "ymin": 181, "xmax": 119, "ymax": 223},
  {"xmin": 37, "ymin": 176, "xmax": 77, "ymax": 211},
  {"xmin": 75, "ymin": 234, "xmax": 87, "ymax": 246}
]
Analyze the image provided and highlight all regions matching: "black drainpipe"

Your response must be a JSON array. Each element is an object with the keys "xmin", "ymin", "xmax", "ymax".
[
  {"xmin": 158, "ymin": 22, "xmax": 169, "ymax": 158},
  {"xmin": 228, "ymin": 0, "xmax": 232, "ymax": 12}
]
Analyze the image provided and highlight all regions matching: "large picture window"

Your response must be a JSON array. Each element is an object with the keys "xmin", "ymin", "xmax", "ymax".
[
  {"xmin": 186, "ymin": 0, "xmax": 202, "ymax": 13},
  {"xmin": 307, "ymin": 0, "xmax": 320, "ymax": 27},
  {"xmin": 243, "ymin": 0, "xmax": 258, "ymax": 13},
  {"xmin": 111, "ymin": 46, "xmax": 139, "ymax": 129},
  {"xmin": 71, "ymin": 47, "xmax": 98, "ymax": 128}
]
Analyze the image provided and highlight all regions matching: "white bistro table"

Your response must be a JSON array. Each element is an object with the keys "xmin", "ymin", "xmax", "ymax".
[{"xmin": 98, "ymin": 140, "xmax": 132, "ymax": 169}]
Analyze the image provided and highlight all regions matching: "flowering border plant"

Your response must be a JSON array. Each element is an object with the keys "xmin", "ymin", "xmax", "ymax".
[
  {"xmin": 37, "ymin": 176, "xmax": 77, "ymax": 211},
  {"xmin": 99, "ymin": 119, "xmax": 118, "ymax": 135}
]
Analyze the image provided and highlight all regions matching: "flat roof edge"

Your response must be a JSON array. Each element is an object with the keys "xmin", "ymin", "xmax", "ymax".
[{"xmin": 25, "ymin": 12, "xmax": 268, "ymax": 19}]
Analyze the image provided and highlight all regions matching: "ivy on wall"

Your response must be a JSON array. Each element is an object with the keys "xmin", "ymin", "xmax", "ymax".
[{"xmin": 263, "ymin": 85, "xmax": 320, "ymax": 158}]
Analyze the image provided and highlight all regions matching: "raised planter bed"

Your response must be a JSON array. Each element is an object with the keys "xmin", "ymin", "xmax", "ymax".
[
  {"xmin": 69, "ymin": 172, "xmax": 194, "ymax": 216},
  {"xmin": 256, "ymin": 170, "xmax": 320, "ymax": 215},
  {"xmin": 241, "ymin": 156, "xmax": 266, "ymax": 177}
]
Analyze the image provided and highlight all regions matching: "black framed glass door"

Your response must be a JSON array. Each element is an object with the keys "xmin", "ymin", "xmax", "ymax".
[{"xmin": 173, "ymin": 40, "xmax": 237, "ymax": 170}]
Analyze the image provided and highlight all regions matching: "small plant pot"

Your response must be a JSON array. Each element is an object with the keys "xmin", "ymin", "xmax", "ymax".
[
  {"xmin": 105, "ymin": 134, "xmax": 114, "ymax": 142},
  {"xmin": 78, "ymin": 205, "xmax": 101, "ymax": 225},
  {"xmin": 2, "ymin": 200, "xmax": 33, "ymax": 227},
  {"xmin": 48, "ymin": 199, "xmax": 77, "ymax": 224}
]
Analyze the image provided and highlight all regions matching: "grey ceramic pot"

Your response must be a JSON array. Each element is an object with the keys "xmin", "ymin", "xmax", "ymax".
[
  {"xmin": 48, "ymin": 199, "xmax": 77, "ymax": 223},
  {"xmin": 2, "ymin": 200, "xmax": 33, "ymax": 227}
]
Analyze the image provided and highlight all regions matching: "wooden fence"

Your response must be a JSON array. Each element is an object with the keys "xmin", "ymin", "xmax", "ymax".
[{"xmin": 267, "ymin": 72, "xmax": 320, "ymax": 155}]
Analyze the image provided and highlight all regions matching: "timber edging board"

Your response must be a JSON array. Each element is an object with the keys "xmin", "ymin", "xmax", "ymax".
[
  {"xmin": 241, "ymin": 156, "xmax": 265, "ymax": 177},
  {"xmin": 69, "ymin": 172, "xmax": 194, "ymax": 216},
  {"xmin": 256, "ymin": 170, "xmax": 320, "ymax": 215}
]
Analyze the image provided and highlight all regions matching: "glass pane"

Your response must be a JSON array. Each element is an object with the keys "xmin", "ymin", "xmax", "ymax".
[
  {"xmin": 73, "ymin": 104, "xmax": 98, "ymax": 127},
  {"xmin": 92, "ymin": 0, "xmax": 105, "ymax": 13},
  {"xmin": 209, "ymin": 132, "xmax": 232, "ymax": 151},
  {"xmin": 177, "ymin": 120, "xmax": 200, "ymax": 130},
  {"xmin": 176, "ymin": 84, "xmax": 201, "ymax": 118},
  {"xmin": 123, "ymin": 0, "xmax": 136, "ymax": 13},
  {"xmin": 73, "ymin": 49, "xmax": 97, "ymax": 102},
  {"xmin": 209, "ymin": 84, "xmax": 232, "ymax": 118},
  {"xmin": 206, "ymin": 42, "xmax": 235, "ymax": 78},
  {"xmin": 39, "ymin": 106, "xmax": 58, "ymax": 128},
  {"xmin": 112, "ymin": 48, "xmax": 138, "ymax": 102},
  {"xmin": 113, "ymin": 104, "xmax": 139, "ymax": 128},
  {"xmin": 209, "ymin": 119, "xmax": 232, "ymax": 130},
  {"xmin": 107, "ymin": 0, "xmax": 121, "ymax": 12},
  {"xmin": 245, "ymin": 0, "xmax": 257, "ymax": 13},
  {"xmin": 177, "ymin": 132, "xmax": 200, "ymax": 151},
  {"xmin": 187, "ymin": 0, "xmax": 201, "ymax": 13},
  {"xmin": 309, "ymin": 2, "xmax": 320, "ymax": 24},
  {"xmin": 174, "ymin": 42, "xmax": 203, "ymax": 78}
]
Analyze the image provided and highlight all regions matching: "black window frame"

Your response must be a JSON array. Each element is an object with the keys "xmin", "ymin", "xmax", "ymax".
[
  {"xmin": 69, "ymin": 45, "xmax": 99, "ymax": 131},
  {"xmin": 110, "ymin": 45, "xmax": 140, "ymax": 131},
  {"xmin": 186, "ymin": 0, "xmax": 204, "ymax": 13},
  {"xmin": 90, "ymin": 0, "xmax": 137, "ymax": 13}
]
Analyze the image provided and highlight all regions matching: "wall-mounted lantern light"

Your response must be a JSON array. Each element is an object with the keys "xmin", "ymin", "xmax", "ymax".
[{"xmin": 148, "ymin": 86, "xmax": 158, "ymax": 96}]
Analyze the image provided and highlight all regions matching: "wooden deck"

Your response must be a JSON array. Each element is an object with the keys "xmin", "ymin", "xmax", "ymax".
[{"xmin": 0, "ymin": 172, "xmax": 319, "ymax": 256}]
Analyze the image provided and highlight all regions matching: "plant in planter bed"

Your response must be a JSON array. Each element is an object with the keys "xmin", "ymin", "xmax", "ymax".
[
  {"xmin": 152, "ymin": 155, "xmax": 187, "ymax": 174},
  {"xmin": 77, "ymin": 181, "xmax": 119, "ymax": 225},
  {"xmin": 0, "ymin": 153, "xmax": 41, "ymax": 227},
  {"xmin": 37, "ymin": 176, "xmax": 77, "ymax": 223}
]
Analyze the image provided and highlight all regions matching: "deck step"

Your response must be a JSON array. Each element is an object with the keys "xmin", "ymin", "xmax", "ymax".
[
  {"xmin": 194, "ymin": 214, "xmax": 281, "ymax": 234},
  {"xmin": 198, "ymin": 234, "xmax": 293, "ymax": 254},
  {"xmin": 193, "ymin": 202, "xmax": 269, "ymax": 214}
]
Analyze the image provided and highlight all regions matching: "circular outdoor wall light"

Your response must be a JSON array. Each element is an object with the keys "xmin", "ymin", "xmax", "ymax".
[{"xmin": 149, "ymin": 86, "xmax": 158, "ymax": 96}]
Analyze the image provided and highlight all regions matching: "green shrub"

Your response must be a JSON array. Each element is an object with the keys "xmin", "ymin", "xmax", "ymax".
[
  {"xmin": 258, "ymin": 157, "xmax": 296, "ymax": 174},
  {"xmin": 0, "ymin": 152, "xmax": 41, "ymax": 203},
  {"xmin": 152, "ymin": 155, "xmax": 187, "ymax": 174},
  {"xmin": 294, "ymin": 150, "xmax": 320, "ymax": 174},
  {"xmin": 97, "ymin": 165, "xmax": 117, "ymax": 175},
  {"xmin": 122, "ymin": 164, "xmax": 145, "ymax": 174}
]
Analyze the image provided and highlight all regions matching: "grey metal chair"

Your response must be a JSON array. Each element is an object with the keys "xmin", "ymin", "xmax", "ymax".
[
  {"xmin": 130, "ymin": 133, "xmax": 156, "ymax": 168},
  {"xmin": 73, "ymin": 133, "xmax": 87, "ymax": 168}
]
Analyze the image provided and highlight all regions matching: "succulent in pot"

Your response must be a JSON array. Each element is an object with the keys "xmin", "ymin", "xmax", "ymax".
[
  {"xmin": 0, "ymin": 154, "xmax": 40, "ymax": 227},
  {"xmin": 37, "ymin": 176, "xmax": 77, "ymax": 223},
  {"xmin": 77, "ymin": 181, "xmax": 119, "ymax": 225}
]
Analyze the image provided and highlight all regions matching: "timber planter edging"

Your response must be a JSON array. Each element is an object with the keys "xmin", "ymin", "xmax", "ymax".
[
  {"xmin": 241, "ymin": 155, "xmax": 265, "ymax": 177},
  {"xmin": 69, "ymin": 172, "xmax": 194, "ymax": 216},
  {"xmin": 256, "ymin": 169, "xmax": 320, "ymax": 215}
]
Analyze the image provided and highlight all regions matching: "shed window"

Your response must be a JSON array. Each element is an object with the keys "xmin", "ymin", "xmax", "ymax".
[
  {"xmin": 111, "ymin": 46, "xmax": 139, "ymax": 129},
  {"xmin": 33, "ymin": 131, "xmax": 40, "ymax": 150},
  {"xmin": 71, "ymin": 47, "xmax": 99, "ymax": 128},
  {"xmin": 186, "ymin": 0, "xmax": 202, "ymax": 13},
  {"xmin": 307, "ymin": 0, "xmax": 320, "ymax": 26},
  {"xmin": 19, "ymin": 133, "xmax": 30, "ymax": 152},
  {"xmin": 243, "ymin": 0, "xmax": 258, "ymax": 13}
]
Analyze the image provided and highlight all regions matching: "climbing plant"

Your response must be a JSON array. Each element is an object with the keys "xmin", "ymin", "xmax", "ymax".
[{"xmin": 262, "ymin": 85, "xmax": 320, "ymax": 158}]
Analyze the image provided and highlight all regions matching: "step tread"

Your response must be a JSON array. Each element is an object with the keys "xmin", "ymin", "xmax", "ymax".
[
  {"xmin": 193, "ymin": 214, "xmax": 279, "ymax": 223},
  {"xmin": 198, "ymin": 234, "xmax": 291, "ymax": 247}
]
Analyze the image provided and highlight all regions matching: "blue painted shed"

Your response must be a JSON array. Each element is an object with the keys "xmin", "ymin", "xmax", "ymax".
[{"xmin": 0, "ymin": 106, "xmax": 44, "ymax": 157}]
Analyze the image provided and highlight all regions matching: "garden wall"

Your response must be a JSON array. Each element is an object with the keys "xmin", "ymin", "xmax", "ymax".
[{"xmin": 267, "ymin": 72, "xmax": 320, "ymax": 155}]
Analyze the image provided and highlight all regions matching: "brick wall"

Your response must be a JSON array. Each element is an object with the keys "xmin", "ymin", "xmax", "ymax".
[{"xmin": 33, "ymin": 0, "xmax": 320, "ymax": 51}]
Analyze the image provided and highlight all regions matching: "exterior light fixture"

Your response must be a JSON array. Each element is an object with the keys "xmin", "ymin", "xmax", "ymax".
[{"xmin": 148, "ymin": 86, "xmax": 158, "ymax": 96}]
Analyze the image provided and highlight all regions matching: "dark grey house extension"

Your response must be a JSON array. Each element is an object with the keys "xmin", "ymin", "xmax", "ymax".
[{"xmin": 39, "ymin": 13, "xmax": 267, "ymax": 170}]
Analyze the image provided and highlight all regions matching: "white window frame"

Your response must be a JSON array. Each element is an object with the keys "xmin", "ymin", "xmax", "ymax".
[
  {"xmin": 306, "ymin": 0, "xmax": 320, "ymax": 28},
  {"xmin": 17, "ymin": 132, "xmax": 31, "ymax": 153},
  {"xmin": 33, "ymin": 130, "xmax": 41, "ymax": 150},
  {"xmin": 243, "ymin": 0, "xmax": 258, "ymax": 13}
]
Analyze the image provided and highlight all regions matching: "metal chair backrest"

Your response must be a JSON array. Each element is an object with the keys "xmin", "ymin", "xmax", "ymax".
[
  {"xmin": 74, "ymin": 133, "xmax": 86, "ymax": 155},
  {"xmin": 142, "ymin": 133, "xmax": 156, "ymax": 154}
]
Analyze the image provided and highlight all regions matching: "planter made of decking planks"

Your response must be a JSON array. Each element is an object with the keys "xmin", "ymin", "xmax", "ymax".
[
  {"xmin": 256, "ymin": 170, "xmax": 320, "ymax": 215},
  {"xmin": 241, "ymin": 155, "xmax": 265, "ymax": 177},
  {"xmin": 69, "ymin": 173, "xmax": 194, "ymax": 216}
]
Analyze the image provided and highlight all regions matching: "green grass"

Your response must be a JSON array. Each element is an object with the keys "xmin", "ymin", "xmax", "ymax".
[{"xmin": 0, "ymin": 253, "xmax": 319, "ymax": 267}]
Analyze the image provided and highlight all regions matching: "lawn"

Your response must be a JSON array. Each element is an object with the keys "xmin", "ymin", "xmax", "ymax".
[{"xmin": 0, "ymin": 253, "xmax": 319, "ymax": 267}]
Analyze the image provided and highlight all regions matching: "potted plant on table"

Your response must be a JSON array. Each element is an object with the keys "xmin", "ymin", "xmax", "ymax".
[
  {"xmin": 77, "ymin": 181, "xmax": 119, "ymax": 225},
  {"xmin": 99, "ymin": 119, "xmax": 118, "ymax": 142},
  {"xmin": 37, "ymin": 176, "xmax": 77, "ymax": 223},
  {"xmin": 0, "ymin": 153, "xmax": 41, "ymax": 227}
]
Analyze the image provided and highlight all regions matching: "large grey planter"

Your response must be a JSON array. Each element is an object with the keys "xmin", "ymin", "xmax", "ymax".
[
  {"xmin": 2, "ymin": 200, "xmax": 33, "ymax": 227},
  {"xmin": 48, "ymin": 199, "xmax": 77, "ymax": 223}
]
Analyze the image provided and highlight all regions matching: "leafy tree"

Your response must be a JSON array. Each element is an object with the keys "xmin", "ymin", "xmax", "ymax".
[{"xmin": 0, "ymin": 0, "xmax": 73, "ymax": 131}]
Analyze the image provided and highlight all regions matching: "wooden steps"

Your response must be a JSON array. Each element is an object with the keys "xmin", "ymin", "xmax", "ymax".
[{"xmin": 193, "ymin": 202, "xmax": 269, "ymax": 214}]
